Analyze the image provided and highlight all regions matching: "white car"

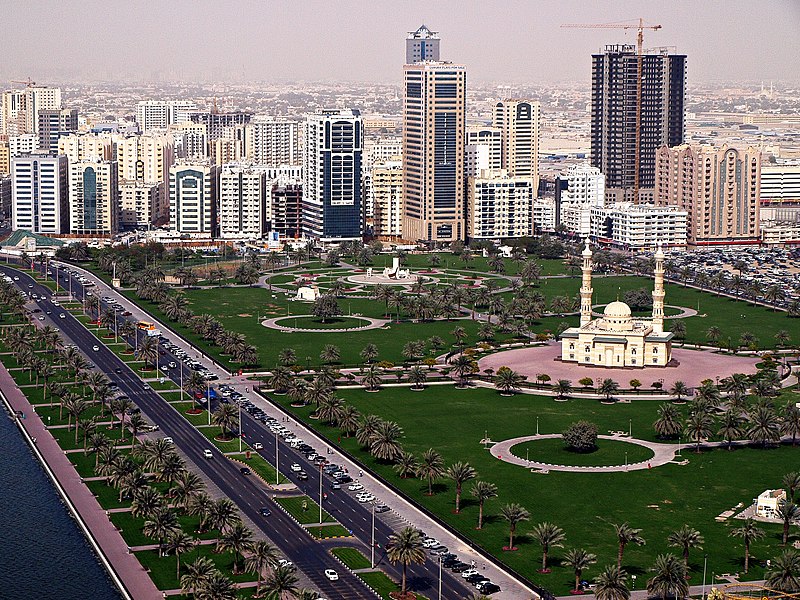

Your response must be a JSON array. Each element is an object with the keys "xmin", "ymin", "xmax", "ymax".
[
  {"xmin": 253, "ymin": 442, "xmax": 263, "ymax": 450},
  {"xmin": 461, "ymin": 569, "xmax": 479, "ymax": 579},
  {"xmin": 92, "ymin": 345, "xmax": 100, "ymax": 351},
  {"xmin": 277, "ymin": 559, "xmax": 293, "ymax": 568},
  {"xmin": 422, "ymin": 538, "xmax": 440, "ymax": 549},
  {"xmin": 348, "ymin": 483, "xmax": 363, "ymax": 491},
  {"xmin": 290, "ymin": 463, "xmax": 302, "ymax": 472},
  {"xmin": 59, "ymin": 313, "xmax": 66, "ymax": 319},
  {"xmin": 203, "ymin": 449, "xmax": 213, "ymax": 459},
  {"xmin": 357, "ymin": 493, "xmax": 375, "ymax": 503},
  {"xmin": 324, "ymin": 569, "xmax": 339, "ymax": 581}
]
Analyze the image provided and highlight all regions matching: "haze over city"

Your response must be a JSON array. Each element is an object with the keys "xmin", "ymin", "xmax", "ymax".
[{"xmin": 5, "ymin": 0, "xmax": 800, "ymax": 84}]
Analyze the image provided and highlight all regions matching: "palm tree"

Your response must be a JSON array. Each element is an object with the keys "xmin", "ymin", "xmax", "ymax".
[
  {"xmin": 166, "ymin": 530, "xmax": 196, "ymax": 581},
  {"xmin": 748, "ymin": 405, "xmax": 782, "ymax": 448},
  {"xmin": 613, "ymin": 522, "xmax": 645, "ymax": 570},
  {"xmin": 198, "ymin": 570, "xmax": 238, "ymax": 600},
  {"xmin": 180, "ymin": 556, "xmax": 215, "ymax": 597},
  {"xmin": 212, "ymin": 403, "xmax": 239, "ymax": 440},
  {"xmin": 217, "ymin": 522, "xmax": 254, "ymax": 573},
  {"xmin": 269, "ymin": 367, "xmax": 293, "ymax": 394},
  {"xmin": 369, "ymin": 420, "xmax": 404, "ymax": 462},
  {"xmin": 684, "ymin": 412, "xmax": 714, "ymax": 452},
  {"xmin": 417, "ymin": 448, "xmax": 446, "ymax": 495},
  {"xmin": 446, "ymin": 461, "xmax": 477, "ymax": 513},
  {"xmin": 646, "ymin": 554, "xmax": 688, "ymax": 600},
  {"xmin": 408, "ymin": 365, "xmax": 427, "ymax": 390},
  {"xmin": 360, "ymin": 343, "xmax": 379, "ymax": 364},
  {"xmin": 777, "ymin": 501, "xmax": 800, "ymax": 546},
  {"xmin": 131, "ymin": 487, "xmax": 164, "ymax": 520},
  {"xmin": 356, "ymin": 414, "xmax": 383, "ymax": 448},
  {"xmin": 729, "ymin": 518, "xmax": 765, "ymax": 573},
  {"xmin": 653, "ymin": 404, "xmax": 682, "ymax": 439},
  {"xmin": 386, "ymin": 527, "xmax": 426, "ymax": 596},
  {"xmin": 245, "ymin": 540, "xmax": 280, "ymax": 597},
  {"xmin": 494, "ymin": 367, "xmax": 526, "ymax": 396},
  {"xmin": 262, "ymin": 564, "xmax": 299, "ymax": 599},
  {"xmin": 782, "ymin": 406, "xmax": 800, "ymax": 447},
  {"xmin": 142, "ymin": 507, "xmax": 180, "ymax": 557},
  {"xmin": 764, "ymin": 549, "xmax": 800, "ymax": 592},
  {"xmin": 127, "ymin": 413, "xmax": 147, "ymax": 446},
  {"xmin": 555, "ymin": 379, "xmax": 573, "ymax": 400},
  {"xmin": 172, "ymin": 470, "xmax": 206, "ymax": 511},
  {"xmin": 667, "ymin": 524, "xmax": 704, "ymax": 570},
  {"xmin": 394, "ymin": 451, "xmax": 419, "ymax": 479},
  {"xmin": 319, "ymin": 344, "xmax": 340, "ymax": 365},
  {"xmin": 136, "ymin": 336, "xmax": 159, "ymax": 371},
  {"xmin": 530, "ymin": 522, "xmax": 565, "ymax": 572},
  {"xmin": 471, "ymin": 481, "xmax": 498, "ymax": 530},
  {"xmin": 361, "ymin": 365, "xmax": 383, "ymax": 392},
  {"xmin": 594, "ymin": 565, "xmax": 630, "ymax": 600},
  {"xmin": 336, "ymin": 404, "xmax": 361, "ymax": 438},
  {"xmin": 210, "ymin": 498, "xmax": 241, "ymax": 538},
  {"xmin": 670, "ymin": 381, "xmax": 690, "ymax": 402},
  {"xmin": 500, "ymin": 503, "xmax": 530, "ymax": 550},
  {"xmin": 718, "ymin": 410, "xmax": 745, "ymax": 450},
  {"xmin": 784, "ymin": 471, "xmax": 800, "ymax": 504},
  {"xmin": 562, "ymin": 548, "xmax": 597, "ymax": 592},
  {"xmin": 598, "ymin": 378, "xmax": 619, "ymax": 402},
  {"xmin": 450, "ymin": 354, "xmax": 477, "ymax": 388}
]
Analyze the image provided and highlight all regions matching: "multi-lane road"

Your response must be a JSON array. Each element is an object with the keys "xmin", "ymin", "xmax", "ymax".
[{"xmin": 3, "ymin": 261, "xmax": 494, "ymax": 600}]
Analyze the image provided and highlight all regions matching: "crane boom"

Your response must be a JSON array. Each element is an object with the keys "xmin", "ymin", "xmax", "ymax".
[{"xmin": 561, "ymin": 18, "xmax": 662, "ymax": 203}]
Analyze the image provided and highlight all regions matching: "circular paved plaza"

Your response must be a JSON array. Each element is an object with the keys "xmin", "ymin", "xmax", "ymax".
[{"xmin": 478, "ymin": 343, "xmax": 760, "ymax": 389}]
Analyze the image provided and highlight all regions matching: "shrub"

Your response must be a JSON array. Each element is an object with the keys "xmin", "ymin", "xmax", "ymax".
[{"xmin": 562, "ymin": 421, "xmax": 598, "ymax": 453}]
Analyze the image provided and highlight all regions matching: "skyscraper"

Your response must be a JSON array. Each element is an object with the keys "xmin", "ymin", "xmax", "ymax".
[
  {"xmin": 591, "ymin": 45, "xmax": 686, "ymax": 203},
  {"xmin": 169, "ymin": 162, "xmax": 219, "ymax": 235},
  {"xmin": 11, "ymin": 154, "xmax": 69, "ymax": 233},
  {"xmin": 406, "ymin": 25, "xmax": 440, "ymax": 64},
  {"xmin": 219, "ymin": 165, "xmax": 268, "ymax": 239},
  {"xmin": 303, "ymin": 109, "xmax": 363, "ymax": 241},
  {"xmin": 245, "ymin": 117, "xmax": 301, "ymax": 166},
  {"xmin": 68, "ymin": 159, "xmax": 119, "ymax": 235},
  {"xmin": 402, "ymin": 61, "xmax": 466, "ymax": 243},
  {"xmin": 136, "ymin": 100, "xmax": 197, "ymax": 131},
  {"xmin": 37, "ymin": 108, "xmax": 78, "ymax": 155},
  {"xmin": 493, "ymin": 100, "xmax": 540, "ymax": 190}
]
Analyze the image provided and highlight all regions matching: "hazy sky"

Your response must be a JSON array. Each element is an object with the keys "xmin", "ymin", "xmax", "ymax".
[{"xmin": 5, "ymin": 0, "xmax": 800, "ymax": 84}]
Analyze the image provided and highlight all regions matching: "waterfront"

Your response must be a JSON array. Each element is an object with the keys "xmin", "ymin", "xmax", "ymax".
[{"xmin": 0, "ymin": 411, "xmax": 122, "ymax": 600}]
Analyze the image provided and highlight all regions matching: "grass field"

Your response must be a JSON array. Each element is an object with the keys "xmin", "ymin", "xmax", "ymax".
[
  {"xmin": 357, "ymin": 571, "xmax": 405, "ymax": 600},
  {"xmin": 308, "ymin": 524, "xmax": 352, "ymax": 539},
  {"xmin": 274, "ymin": 495, "xmax": 332, "ymax": 525},
  {"xmin": 134, "ymin": 545, "xmax": 258, "ymax": 590},
  {"xmin": 510, "ymin": 437, "xmax": 655, "ymax": 466},
  {"xmin": 331, "ymin": 547, "xmax": 372, "ymax": 569},
  {"xmin": 227, "ymin": 452, "xmax": 288, "ymax": 485},
  {"xmin": 273, "ymin": 385, "xmax": 798, "ymax": 593}
]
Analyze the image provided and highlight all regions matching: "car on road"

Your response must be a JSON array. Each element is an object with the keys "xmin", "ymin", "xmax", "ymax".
[
  {"xmin": 168, "ymin": 362, "xmax": 177, "ymax": 369},
  {"xmin": 467, "ymin": 574, "xmax": 489, "ymax": 586},
  {"xmin": 203, "ymin": 449, "xmax": 213, "ymax": 459},
  {"xmin": 92, "ymin": 345, "xmax": 99, "ymax": 351},
  {"xmin": 240, "ymin": 467, "xmax": 251, "ymax": 475},
  {"xmin": 348, "ymin": 482, "xmax": 363, "ymax": 491},
  {"xmin": 331, "ymin": 482, "xmax": 341, "ymax": 490},
  {"xmin": 13, "ymin": 276, "xmax": 18, "ymax": 281},
  {"xmin": 27, "ymin": 284, "xmax": 33, "ymax": 288},
  {"xmin": 477, "ymin": 582, "xmax": 500, "ymax": 594},
  {"xmin": 422, "ymin": 538, "xmax": 440, "ymax": 548},
  {"xmin": 163, "ymin": 437, "xmax": 174, "ymax": 444},
  {"xmin": 324, "ymin": 569, "xmax": 338, "ymax": 581},
  {"xmin": 259, "ymin": 507, "xmax": 271, "ymax": 517},
  {"xmin": 59, "ymin": 313, "xmax": 66, "ymax": 319},
  {"xmin": 374, "ymin": 504, "xmax": 390, "ymax": 513},
  {"xmin": 297, "ymin": 471, "xmax": 308, "ymax": 480},
  {"xmin": 290, "ymin": 463, "xmax": 301, "ymax": 472},
  {"xmin": 38, "ymin": 315, "xmax": 45, "ymax": 321},
  {"xmin": 252, "ymin": 442, "xmax": 263, "ymax": 450},
  {"xmin": 357, "ymin": 493, "xmax": 375, "ymax": 503},
  {"xmin": 114, "ymin": 368, "xmax": 122, "ymax": 374}
]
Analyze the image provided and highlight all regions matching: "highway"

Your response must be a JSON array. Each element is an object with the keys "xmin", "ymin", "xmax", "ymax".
[{"xmin": 5, "ymin": 261, "xmax": 484, "ymax": 600}]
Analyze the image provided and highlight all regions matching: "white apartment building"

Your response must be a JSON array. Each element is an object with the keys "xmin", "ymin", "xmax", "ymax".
[
  {"xmin": 119, "ymin": 181, "xmax": 162, "ymax": 229},
  {"xmin": 170, "ymin": 122, "xmax": 208, "ymax": 159},
  {"xmin": 371, "ymin": 160, "xmax": 403, "ymax": 238},
  {"xmin": 169, "ymin": 162, "xmax": 219, "ymax": 235},
  {"xmin": 467, "ymin": 169, "xmax": 535, "ymax": 240},
  {"xmin": 69, "ymin": 159, "xmax": 119, "ymax": 235},
  {"xmin": 116, "ymin": 134, "xmax": 175, "ymax": 184},
  {"xmin": 465, "ymin": 144, "xmax": 492, "ymax": 178},
  {"xmin": 534, "ymin": 199, "xmax": 557, "ymax": 233},
  {"xmin": 590, "ymin": 202, "xmax": 687, "ymax": 249},
  {"xmin": 58, "ymin": 133, "xmax": 115, "ymax": 162},
  {"xmin": 557, "ymin": 165, "xmax": 606, "ymax": 236},
  {"xmin": 219, "ymin": 166, "xmax": 268, "ymax": 239},
  {"xmin": 493, "ymin": 99, "xmax": 540, "ymax": 191},
  {"xmin": 136, "ymin": 100, "xmax": 197, "ymax": 131},
  {"xmin": 3, "ymin": 86, "xmax": 62, "ymax": 135},
  {"xmin": 760, "ymin": 163, "xmax": 800, "ymax": 220},
  {"xmin": 245, "ymin": 117, "xmax": 301, "ymax": 166},
  {"xmin": 466, "ymin": 126, "xmax": 502, "ymax": 170},
  {"xmin": 9, "ymin": 134, "xmax": 38, "ymax": 157},
  {"xmin": 11, "ymin": 155, "xmax": 69, "ymax": 234},
  {"xmin": 365, "ymin": 137, "xmax": 403, "ymax": 167}
]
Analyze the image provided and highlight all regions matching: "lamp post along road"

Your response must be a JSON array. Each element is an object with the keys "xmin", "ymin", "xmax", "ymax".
[
  {"xmin": 370, "ymin": 502, "xmax": 376, "ymax": 569},
  {"xmin": 319, "ymin": 462, "xmax": 323, "ymax": 524},
  {"xmin": 702, "ymin": 554, "xmax": 708, "ymax": 600},
  {"xmin": 274, "ymin": 429, "xmax": 279, "ymax": 486},
  {"xmin": 238, "ymin": 402, "xmax": 242, "ymax": 452},
  {"xmin": 438, "ymin": 555, "xmax": 443, "ymax": 600}
]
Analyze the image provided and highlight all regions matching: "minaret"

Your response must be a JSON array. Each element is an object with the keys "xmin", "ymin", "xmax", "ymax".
[
  {"xmin": 652, "ymin": 243, "xmax": 666, "ymax": 333},
  {"xmin": 580, "ymin": 238, "xmax": 593, "ymax": 327}
]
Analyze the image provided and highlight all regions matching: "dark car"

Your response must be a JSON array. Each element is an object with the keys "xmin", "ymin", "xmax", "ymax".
[
  {"xmin": 450, "ymin": 562, "xmax": 470, "ymax": 573},
  {"xmin": 297, "ymin": 471, "xmax": 309, "ymax": 481},
  {"xmin": 477, "ymin": 583, "xmax": 500, "ymax": 594},
  {"xmin": 259, "ymin": 507, "xmax": 271, "ymax": 517},
  {"xmin": 466, "ymin": 574, "xmax": 489, "ymax": 585},
  {"xmin": 114, "ymin": 368, "xmax": 122, "ymax": 374},
  {"xmin": 240, "ymin": 467, "xmax": 251, "ymax": 475}
]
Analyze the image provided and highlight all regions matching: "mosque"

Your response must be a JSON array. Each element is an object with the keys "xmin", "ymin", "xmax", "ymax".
[{"xmin": 559, "ymin": 241, "xmax": 673, "ymax": 368}]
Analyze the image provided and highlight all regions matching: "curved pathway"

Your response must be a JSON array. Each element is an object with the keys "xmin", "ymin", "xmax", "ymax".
[
  {"xmin": 591, "ymin": 304, "xmax": 698, "ymax": 319},
  {"xmin": 261, "ymin": 315, "xmax": 389, "ymax": 333},
  {"xmin": 490, "ymin": 433, "xmax": 678, "ymax": 473}
]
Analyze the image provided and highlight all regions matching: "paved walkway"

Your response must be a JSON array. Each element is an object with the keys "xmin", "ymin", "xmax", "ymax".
[
  {"xmin": 261, "ymin": 315, "xmax": 389, "ymax": 333},
  {"xmin": 489, "ymin": 434, "xmax": 679, "ymax": 473},
  {"xmin": 0, "ymin": 363, "xmax": 161, "ymax": 600}
]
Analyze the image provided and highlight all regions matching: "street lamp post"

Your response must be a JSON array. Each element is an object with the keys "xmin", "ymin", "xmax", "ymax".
[
  {"xmin": 629, "ymin": 418, "xmax": 632, "ymax": 437},
  {"xmin": 371, "ymin": 502, "xmax": 376, "ymax": 568},
  {"xmin": 207, "ymin": 381, "xmax": 212, "ymax": 426},
  {"xmin": 438, "ymin": 555, "xmax": 443, "ymax": 600},
  {"xmin": 631, "ymin": 575, "xmax": 636, "ymax": 591},
  {"xmin": 274, "ymin": 429, "xmax": 279, "ymax": 486},
  {"xmin": 625, "ymin": 452, "xmax": 628, "ymax": 470},
  {"xmin": 238, "ymin": 401, "xmax": 242, "ymax": 452},
  {"xmin": 536, "ymin": 416, "xmax": 539, "ymax": 436},
  {"xmin": 702, "ymin": 554, "xmax": 708, "ymax": 600},
  {"xmin": 318, "ymin": 462, "xmax": 323, "ymax": 524}
]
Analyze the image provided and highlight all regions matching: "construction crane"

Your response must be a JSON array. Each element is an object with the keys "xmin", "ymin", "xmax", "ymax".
[
  {"xmin": 10, "ymin": 77, "xmax": 37, "ymax": 87},
  {"xmin": 561, "ymin": 18, "xmax": 662, "ymax": 203}
]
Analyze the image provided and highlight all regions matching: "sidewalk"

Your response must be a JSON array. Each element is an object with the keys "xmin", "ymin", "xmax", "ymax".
[{"xmin": 0, "ymin": 363, "xmax": 161, "ymax": 600}]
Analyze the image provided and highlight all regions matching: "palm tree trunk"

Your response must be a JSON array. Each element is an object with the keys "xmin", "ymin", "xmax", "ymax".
[
  {"xmin": 744, "ymin": 542, "xmax": 749, "ymax": 573},
  {"xmin": 618, "ymin": 543, "xmax": 624, "ymax": 569},
  {"xmin": 509, "ymin": 528, "xmax": 514, "ymax": 550},
  {"xmin": 455, "ymin": 487, "xmax": 461, "ymax": 513},
  {"xmin": 478, "ymin": 503, "xmax": 483, "ymax": 529},
  {"xmin": 575, "ymin": 572, "xmax": 580, "ymax": 592},
  {"xmin": 401, "ymin": 563, "xmax": 407, "ymax": 594},
  {"xmin": 542, "ymin": 550, "xmax": 548, "ymax": 571}
]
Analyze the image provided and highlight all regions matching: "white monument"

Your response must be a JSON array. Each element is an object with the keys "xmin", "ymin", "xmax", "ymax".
[
  {"xmin": 295, "ymin": 285, "xmax": 321, "ymax": 302},
  {"xmin": 382, "ymin": 256, "xmax": 410, "ymax": 279}
]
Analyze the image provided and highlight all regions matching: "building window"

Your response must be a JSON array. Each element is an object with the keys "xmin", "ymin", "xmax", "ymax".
[
  {"xmin": 585, "ymin": 346, "xmax": 590, "ymax": 353},
  {"xmin": 631, "ymin": 359, "xmax": 636, "ymax": 364},
  {"xmin": 570, "ymin": 354, "xmax": 575, "ymax": 360},
  {"xmin": 569, "ymin": 343, "xmax": 574, "ymax": 350},
  {"xmin": 653, "ymin": 358, "xmax": 658, "ymax": 364},
  {"xmin": 653, "ymin": 347, "xmax": 658, "ymax": 353}
]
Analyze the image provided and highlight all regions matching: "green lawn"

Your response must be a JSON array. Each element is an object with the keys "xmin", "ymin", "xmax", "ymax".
[
  {"xmin": 273, "ymin": 385, "xmax": 797, "ymax": 593},
  {"xmin": 357, "ymin": 571, "xmax": 404, "ymax": 600},
  {"xmin": 172, "ymin": 402, "xmax": 209, "ymax": 426},
  {"xmin": 278, "ymin": 315, "xmax": 373, "ymax": 329},
  {"xmin": 111, "ymin": 512, "xmax": 216, "ymax": 547},
  {"xmin": 50, "ymin": 424, "xmax": 128, "ymax": 451},
  {"xmin": 197, "ymin": 426, "xmax": 242, "ymax": 453},
  {"xmin": 274, "ymin": 496, "xmax": 333, "ymax": 525},
  {"xmin": 511, "ymin": 437, "xmax": 655, "ymax": 467},
  {"xmin": 331, "ymin": 547, "xmax": 371, "ymax": 569},
  {"xmin": 134, "ymin": 545, "xmax": 258, "ymax": 590},
  {"xmin": 227, "ymin": 452, "xmax": 288, "ymax": 485},
  {"xmin": 308, "ymin": 524, "xmax": 352, "ymax": 539}
]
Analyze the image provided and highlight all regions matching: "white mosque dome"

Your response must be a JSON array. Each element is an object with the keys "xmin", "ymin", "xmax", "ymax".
[{"xmin": 603, "ymin": 301, "xmax": 632, "ymax": 319}]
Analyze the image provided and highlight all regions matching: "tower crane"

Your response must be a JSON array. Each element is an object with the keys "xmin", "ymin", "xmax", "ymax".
[
  {"xmin": 561, "ymin": 19, "xmax": 662, "ymax": 203},
  {"xmin": 10, "ymin": 77, "xmax": 37, "ymax": 87}
]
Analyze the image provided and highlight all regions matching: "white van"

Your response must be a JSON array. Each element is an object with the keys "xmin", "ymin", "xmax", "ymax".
[{"xmin": 203, "ymin": 449, "xmax": 213, "ymax": 459}]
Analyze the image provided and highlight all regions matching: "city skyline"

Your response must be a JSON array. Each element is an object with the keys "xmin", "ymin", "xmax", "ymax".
[{"xmin": 5, "ymin": 0, "xmax": 800, "ymax": 85}]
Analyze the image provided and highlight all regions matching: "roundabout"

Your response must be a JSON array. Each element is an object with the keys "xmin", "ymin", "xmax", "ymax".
[
  {"xmin": 261, "ymin": 315, "xmax": 388, "ymax": 333},
  {"xmin": 490, "ymin": 433, "xmax": 678, "ymax": 473}
]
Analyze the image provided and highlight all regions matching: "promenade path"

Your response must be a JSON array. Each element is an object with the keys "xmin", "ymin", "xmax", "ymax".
[
  {"xmin": 261, "ymin": 315, "xmax": 389, "ymax": 333},
  {"xmin": 0, "ymin": 362, "xmax": 161, "ymax": 600}
]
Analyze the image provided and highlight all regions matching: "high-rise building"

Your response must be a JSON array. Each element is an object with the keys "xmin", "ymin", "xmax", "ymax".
[
  {"xmin": 245, "ymin": 118, "xmax": 301, "ymax": 166},
  {"xmin": 406, "ymin": 25, "xmax": 440, "ymax": 64},
  {"xmin": 402, "ymin": 61, "xmax": 467, "ymax": 242},
  {"xmin": 189, "ymin": 111, "xmax": 252, "ymax": 141},
  {"xmin": 466, "ymin": 169, "xmax": 535, "ymax": 240},
  {"xmin": 1, "ymin": 91, "xmax": 24, "ymax": 135},
  {"xmin": 591, "ymin": 45, "xmax": 686, "ymax": 203},
  {"xmin": 465, "ymin": 126, "xmax": 502, "ymax": 172},
  {"xmin": 493, "ymin": 100, "xmax": 540, "ymax": 191},
  {"xmin": 136, "ymin": 100, "xmax": 197, "ymax": 131},
  {"xmin": 170, "ymin": 122, "xmax": 209, "ymax": 159},
  {"xmin": 655, "ymin": 144, "xmax": 760, "ymax": 245},
  {"xmin": 58, "ymin": 133, "xmax": 114, "ymax": 162},
  {"xmin": 11, "ymin": 154, "xmax": 69, "ymax": 233},
  {"xmin": 0, "ymin": 175, "xmax": 11, "ymax": 223},
  {"xmin": 18, "ymin": 86, "xmax": 63, "ymax": 135},
  {"xmin": 219, "ymin": 165, "xmax": 267, "ymax": 239},
  {"xmin": 68, "ymin": 159, "xmax": 119, "ymax": 235},
  {"xmin": 37, "ymin": 108, "xmax": 78, "ymax": 155},
  {"xmin": 9, "ymin": 134, "xmax": 38, "ymax": 157},
  {"xmin": 303, "ymin": 109, "xmax": 363, "ymax": 241},
  {"xmin": 556, "ymin": 165, "xmax": 606, "ymax": 235},
  {"xmin": 271, "ymin": 183, "xmax": 303, "ymax": 238},
  {"xmin": 116, "ymin": 134, "xmax": 175, "ymax": 184},
  {"xmin": 169, "ymin": 162, "xmax": 219, "ymax": 235},
  {"xmin": 0, "ymin": 137, "xmax": 10, "ymax": 174},
  {"xmin": 119, "ymin": 181, "xmax": 162, "ymax": 229},
  {"xmin": 371, "ymin": 159, "xmax": 403, "ymax": 238}
]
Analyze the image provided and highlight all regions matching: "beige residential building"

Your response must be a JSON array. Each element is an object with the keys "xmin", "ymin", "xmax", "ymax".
[
  {"xmin": 656, "ymin": 144, "xmax": 761, "ymax": 245},
  {"xmin": 69, "ymin": 159, "xmax": 118, "ymax": 235},
  {"xmin": 0, "ymin": 137, "xmax": 10, "ymax": 174},
  {"xmin": 58, "ymin": 133, "xmax": 114, "ymax": 162},
  {"xmin": 466, "ymin": 169, "xmax": 535, "ymax": 240},
  {"xmin": 493, "ymin": 99, "xmax": 540, "ymax": 192},
  {"xmin": 402, "ymin": 61, "xmax": 466, "ymax": 242},
  {"xmin": 371, "ymin": 159, "xmax": 403, "ymax": 238},
  {"xmin": 219, "ymin": 165, "xmax": 267, "ymax": 239},
  {"xmin": 116, "ymin": 134, "xmax": 174, "ymax": 184},
  {"xmin": 119, "ymin": 181, "xmax": 162, "ymax": 229}
]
